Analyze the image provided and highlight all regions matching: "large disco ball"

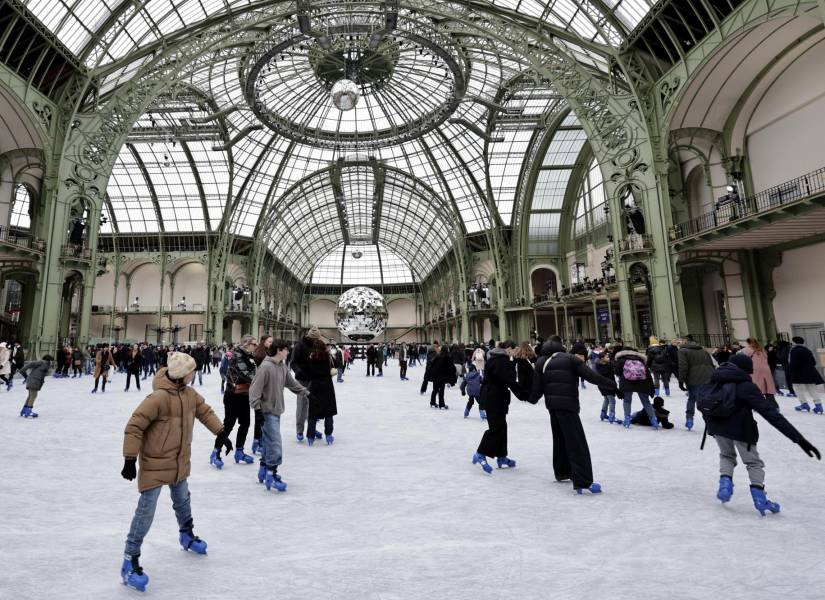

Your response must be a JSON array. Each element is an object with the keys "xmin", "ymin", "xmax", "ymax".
[
  {"xmin": 336, "ymin": 286, "xmax": 388, "ymax": 341},
  {"xmin": 331, "ymin": 78, "xmax": 359, "ymax": 111}
]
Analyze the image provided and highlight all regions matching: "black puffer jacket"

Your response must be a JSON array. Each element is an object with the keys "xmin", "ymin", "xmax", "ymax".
[
  {"xmin": 289, "ymin": 337, "xmax": 315, "ymax": 380},
  {"xmin": 529, "ymin": 341, "xmax": 617, "ymax": 411},
  {"xmin": 480, "ymin": 348, "xmax": 527, "ymax": 415},
  {"xmin": 705, "ymin": 363, "xmax": 803, "ymax": 445},
  {"xmin": 429, "ymin": 354, "xmax": 457, "ymax": 385},
  {"xmin": 788, "ymin": 345, "xmax": 824, "ymax": 385},
  {"xmin": 614, "ymin": 349, "xmax": 655, "ymax": 396},
  {"xmin": 594, "ymin": 359, "xmax": 616, "ymax": 396},
  {"xmin": 646, "ymin": 345, "xmax": 673, "ymax": 375}
]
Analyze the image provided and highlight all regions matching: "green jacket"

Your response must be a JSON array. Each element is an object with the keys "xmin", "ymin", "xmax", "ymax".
[{"xmin": 677, "ymin": 342, "xmax": 714, "ymax": 386}]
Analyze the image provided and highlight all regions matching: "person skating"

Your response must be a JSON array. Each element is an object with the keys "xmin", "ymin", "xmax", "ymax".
[
  {"xmin": 191, "ymin": 341, "xmax": 210, "ymax": 386},
  {"xmin": 463, "ymin": 364, "xmax": 485, "ymax": 419},
  {"xmin": 120, "ymin": 353, "xmax": 231, "ymax": 592},
  {"xmin": 17, "ymin": 355, "xmax": 53, "ymax": 417},
  {"xmin": 0, "ymin": 342, "xmax": 11, "ymax": 389},
  {"xmin": 630, "ymin": 396, "xmax": 674, "ymax": 429},
  {"xmin": 420, "ymin": 341, "xmax": 439, "ymax": 395},
  {"xmin": 211, "ymin": 336, "xmax": 257, "ymax": 468},
  {"xmin": 303, "ymin": 337, "xmax": 338, "ymax": 445},
  {"xmin": 742, "ymin": 338, "xmax": 778, "ymax": 408},
  {"xmin": 429, "ymin": 345, "xmax": 457, "ymax": 409},
  {"xmin": 472, "ymin": 341, "xmax": 527, "ymax": 474},
  {"xmin": 249, "ymin": 339, "xmax": 308, "ymax": 491},
  {"xmin": 92, "ymin": 344, "xmax": 116, "ymax": 393},
  {"xmin": 647, "ymin": 340, "xmax": 674, "ymax": 396},
  {"xmin": 290, "ymin": 326, "xmax": 324, "ymax": 442},
  {"xmin": 787, "ymin": 336, "xmax": 824, "ymax": 413},
  {"xmin": 366, "ymin": 344, "xmax": 377, "ymax": 376},
  {"xmin": 529, "ymin": 339, "xmax": 619, "ymax": 494},
  {"xmin": 124, "ymin": 344, "xmax": 143, "ymax": 391},
  {"xmin": 699, "ymin": 353, "xmax": 820, "ymax": 515},
  {"xmin": 397, "ymin": 343, "xmax": 409, "ymax": 380},
  {"xmin": 614, "ymin": 347, "xmax": 658, "ymax": 428},
  {"xmin": 594, "ymin": 350, "xmax": 618, "ymax": 423},
  {"xmin": 677, "ymin": 335, "xmax": 714, "ymax": 430}
]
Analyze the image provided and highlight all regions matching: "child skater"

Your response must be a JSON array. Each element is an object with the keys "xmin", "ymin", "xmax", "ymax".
[
  {"xmin": 119, "ymin": 352, "xmax": 232, "ymax": 592},
  {"xmin": 18, "ymin": 355, "xmax": 53, "ymax": 418},
  {"xmin": 463, "ymin": 364, "xmax": 485, "ymax": 419},
  {"xmin": 594, "ymin": 351, "xmax": 618, "ymax": 423}
]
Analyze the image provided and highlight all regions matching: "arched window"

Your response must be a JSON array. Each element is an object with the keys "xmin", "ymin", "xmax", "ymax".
[
  {"xmin": 10, "ymin": 185, "xmax": 31, "ymax": 229},
  {"xmin": 573, "ymin": 158, "xmax": 607, "ymax": 240}
]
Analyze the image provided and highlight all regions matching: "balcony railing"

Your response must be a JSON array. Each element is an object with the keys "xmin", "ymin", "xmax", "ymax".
[
  {"xmin": 672, "ymin": 167, "xmax": 825, "ymax": 241},
  {"xmin": 0, "ymin": 228, "xmax": 46, "ymax": 254},
  {"xmin": 617, "ymin": 234, "xmax": 653, "ymax": 255},
  {"xmin": 690, "ymin": 333, "xmax": 732, "ymax": 348},
  {"xmin": 60, "ymin": 244, "xmax": 92, "ymax": 260}
]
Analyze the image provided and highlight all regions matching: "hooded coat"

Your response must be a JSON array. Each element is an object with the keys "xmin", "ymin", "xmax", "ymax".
[
  {"xmin": 787, "ymin": 344, "xmax": 824, "ymax": 385},
  {"xmin": 479, "ymin": 348, "xmax": 527, "ymax": 414},
  {"xmin": 614, "ymin": 349, "xmax": 655, "ymax": 396},
  {"xmin": 705, "ymin": 363, "xmax": 803, "ymax": 445},
  {"xmin": 123, "ymin": 368, "xmax": 224, "ymax": 492},
  {"xmin": 529, "ymin": 341, "xmax": 618, "ymax": 411},
  {"xmin": 677, "ymin": 342, "xmax": 715, "ymax": 387}
]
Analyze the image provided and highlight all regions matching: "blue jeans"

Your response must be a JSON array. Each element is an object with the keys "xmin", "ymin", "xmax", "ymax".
[
  {"xmin": 686, "ymin": 385, "xmax": 699, "ymax": 417},
  {"xmin": 124, "ymin": 480, "xmax": 192, "ymax": 556},
  {"xmin": 625, "ymin": 391, "xmax": 656, "ymax": 421},
  {"xmin": 600, "ymin": 395, "xmax": 616, "ymax": 415},
  {"xmin": 336, "ymin": 367, "xmax": 344, "ymax": 382},
  {"xmin": 261, "ymin": 413, "xmax": 283, "ymax": 469}
]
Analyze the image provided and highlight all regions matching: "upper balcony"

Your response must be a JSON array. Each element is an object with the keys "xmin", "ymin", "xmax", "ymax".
[
  {"xmin": 0, "ymin": 228, "xmax": 46, "ymax": 258},
  {"xmin": 670, "ymin": 167, "xmax": 825, "ymax": 252}
]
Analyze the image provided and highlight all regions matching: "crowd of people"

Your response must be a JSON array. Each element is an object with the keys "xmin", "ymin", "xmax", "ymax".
[{"xmin": 3, "ymin": 329, "xmax": 822, "ymax": 592}]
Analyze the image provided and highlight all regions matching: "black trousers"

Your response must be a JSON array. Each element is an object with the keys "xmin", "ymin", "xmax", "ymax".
[
  {"xmin": 465, "ymin": 395, "xmax": 480, "ymax": 411},
  {"xmin": 125, "ymin": 371, "xmax": 141, "ymax": 390},
  {"xmin": 254, "ymin": 409, "xmax": 263, "ymax": 441},
  {"xmin": 93, "ymin": 374, "xmax": 108, "ymax": 392},
  {"xmin": 307, "ymin": 415, "xmax": 334, "ymax": 438},
  {"xmin": 399, "ymin": 360, "xmax": 407, "ymax": 378},
  {"xmin": 430, "ymin": 382, "xmax": 446, "ymax": 407},
  {"xmin": 477, "ymin": 410, "xmax": 508, "ymax": 458},
  {"xmin": 216, "ymin": 391, "xmax": 250, "ymax": 450},
  {"xmin": 549, "ymin": 409, "xmax": 593, "ymax": 489},
  {"xmin": 367, "ymin": 362, "xmax": 375, "ymax": 376}
]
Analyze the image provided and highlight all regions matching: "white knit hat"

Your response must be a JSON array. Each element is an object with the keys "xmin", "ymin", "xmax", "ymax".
[{"xmin": 167, "ymin": 352, "xmax": 197, "ymax": 379}]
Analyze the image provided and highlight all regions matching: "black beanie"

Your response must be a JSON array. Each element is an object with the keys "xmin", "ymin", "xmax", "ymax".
[{"xmin": 729, "ymin": 353, "xmax": 753, "ymax": 374}]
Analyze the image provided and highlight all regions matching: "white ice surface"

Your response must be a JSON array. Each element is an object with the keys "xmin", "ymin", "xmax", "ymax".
[{"xmin": 1, "ymin": 361, "xmax": 824, "ymax": 600}]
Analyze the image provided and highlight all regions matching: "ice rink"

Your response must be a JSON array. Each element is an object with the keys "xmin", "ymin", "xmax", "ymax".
[{"xmin": 2, "ymin": 360, "xmax": 824, "ymax": 600}]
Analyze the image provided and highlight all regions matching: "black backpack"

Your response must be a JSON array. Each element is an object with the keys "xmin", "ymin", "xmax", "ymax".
[{"xmin": 697, "ymin": 381, "xmax": 738, "ymax": 419}]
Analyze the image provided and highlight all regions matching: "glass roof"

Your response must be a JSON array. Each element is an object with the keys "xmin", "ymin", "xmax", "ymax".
[{"xmin": 312, "ymin": 245, "xmax": 415, "ymax": 285}]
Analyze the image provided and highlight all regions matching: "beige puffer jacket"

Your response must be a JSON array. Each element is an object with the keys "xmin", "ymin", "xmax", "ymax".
[{"xmin": 123, "ymin": 368, "xmax": 223, "ymax": 492}]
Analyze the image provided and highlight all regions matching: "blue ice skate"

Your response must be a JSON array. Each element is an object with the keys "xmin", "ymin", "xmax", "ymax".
[
  {"xmin": 750, "ymin": 486, "xmax": 780, "ymax": 516},
  {"xmin": 496, "ymin": 456, "xmax": 516, "ymax": 469},
  {"xmin": 599, "ymin": 410, "xmax": 608, "ymax": 422},
  {"xmin": 179, "ymin": 521, "xmax": 207, "ymax": 554},
  {"xmin": 307, "ymin": 436, "xmax": 315, "ymax": 446},
  {"xmin": 121, "ymin": 555, "xmax": 149, "ymax": 592},
  {"xmin": 325, "ymin": 434, "xmax": 334, "ymax": 445},
  {"xmin": 296, "ymin": 434, "xmax": 304, "ymax": 442},
  {"xmin": 472, "ymin": 452, "xmax": 493, "ymax": 474},
  {"xmin": 622, "ymin": 415, "xmax": 631, "ymax": 428},
  {"xmin": 257, "ymin": 463, "xmax": 267, "ymax": 484},
  {"xmin": 19, "ymin": 405, "xmax": 38, "ymax": 418},
  {"xmin": 464, "ymin": 409, "xmax": 470, "ymax": 418},
  {"xmin": 314, "ymin": 431, "xmax": 323, "ymax": 439},
  {"xmin": 251, "ymin": 438, "xmax": 261, "ymax": 454},
  {"xmin": 265, "ymin": 471, "xmax": 287, "ymax": 492},
  {"xmin": 654, "ymin": 388, "xmax": 660, "ymax": 397},
  {"xmin": 717, "ymin": 475, "xmax": 733, "ymax": 503},
  {"xmin": 650, "ymin": 416, "xmax": 660, "ymax": 430},
  {"xmin": 234, "ymin": 448, "xmax": 254, "ymax": 464},
  {"xmin": 665, "ymin": 388, "xmax": 671, "ymax": 397},
  {"xmin": 209, "ymin": 449, "xmax": 224, "ymax": 469},
  {"xmin": 575, "ymin": 482, "xmax": 602, "ymax": 495},
  {"xmin": 814, "ymin": 403, "xmax": 824, "ymax": 415},
  {"xmin": 795, "ymin": 402, "xmax": 811, "ymax": 412},
  {"xmin": 686, "ymin": 417, "xmax": 694, "ymax": 431},
  {"xmin": 479, "ymin": 410, "xmax": 487, "ymax": 420}
]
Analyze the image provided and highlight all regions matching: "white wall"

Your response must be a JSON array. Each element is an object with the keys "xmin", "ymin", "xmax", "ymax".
[
  {"xmin": 747, "ymin": 40, "xmax": 825, "ymax": 190},
  {"xmin": 92, "ymin": 269, "xmax": 117, "ymax": 308},
  {"xmin": 173, "ymin": 263, "xmax": 208, "ymax": 309},
  {"xmin": 773, "ymin": 241, "xmax": 825, "ymax": 335},
  {"xmin": 308, "ymin": 299, "xmax": 337, "ymax": 327},
  {"xmin": 387, "ymin": 299, "xmax": 416, "ymax": 326},
  {"xmin": 129, "ymin": 264, "xmax": 162, "ymax": 308},
  {"xmin": 701, "ymin": 269, "xmax": 725, "ymax": 335}
]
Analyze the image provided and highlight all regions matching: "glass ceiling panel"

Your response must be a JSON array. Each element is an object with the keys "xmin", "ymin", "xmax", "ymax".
[
  {"xmin": 311, "ymin": 245, "xmax": 415, "ymax": 285},
  {"xmin": 528, "ymin": 212, "xmax": 561, "ymax": 255},
  {"xmin": 107, "ymin": 148, "xmax": 161, "ymax": 234}
]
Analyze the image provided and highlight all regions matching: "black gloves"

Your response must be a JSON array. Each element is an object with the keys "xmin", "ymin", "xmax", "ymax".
[
  {"xmin": 798, "ymin": 438, "xmax": 821, "ymax": 460},
  {"xmin": 678, "ymin": 381, "xmax": 687, "ymax": 392},
  {"xmin": 121, "ymin": 458, "xmax": 137, "ymax": 481},
  {"xmin": 615, "ymin": 390, "xmax": 624, "ymax": 400},
  {"xmin": 216, "ymin": 431, "xmax": 233, "ymax": 455}
]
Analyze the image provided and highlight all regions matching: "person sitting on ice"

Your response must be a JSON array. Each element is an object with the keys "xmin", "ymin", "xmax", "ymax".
[
  {"xmin": 119, "ymin": 352, "xmax": 232, "ymax": 592},
  {"xmin": 630, "ymin": 396, "xmax": 674, "ymax": 429},
  {"xmin": 699, "ymin": 353, "xmax": 820, "ymax": 516}
]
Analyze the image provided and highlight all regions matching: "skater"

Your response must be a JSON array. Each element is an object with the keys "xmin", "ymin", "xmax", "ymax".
[
  {"xmin": 192, "ymin": 341, "xmax": 209, "ymax": 386},
  {"xmin": 397, "ymin": 343, "xmax": 409, "ymax": 380},
  {"xmin": 290, "ymin": 326, "xmax": 322, "ymax": 442},
  {"xmin": 788, "ymin": 336, "xmax": 824, "ymax": 413},
  {"xmin": 92, "ymin": 344, "xmax": 116, "ymax": 393},
  {"xmin": 303, "ymin": 337, "xmax": 338, "ymax": 445},
  {"xmin": 471, "ymin": 345, "xmax": 485, "ymax": 373},
  {"xmin": 472, "ymin": 341, "xmax": 528, "ymax": 474},
  {"xmin": 699, "ymin": 353, "xmax": 820, "ymax": 515},
  {"xmin": 211, "ymin": 336, "xmax": 257, "ymax": 468},
  {"xmin": 529, "ymin": 339, "xmax": 618, "ymax": 493},
  {"xmin": 677, "ymin": 335, "xmax": 714, "ymax": 430},
  {"xmin": 366, "ymin": 344, "xmax": 377, "ymax": 376},
  {"xmin": 742, "ymin": 338, "xmax": 778, "ymax": 408},
  {"xmin": 463, "ymin": 364, "xmax": 484, "ymax": 419},
  {"xmin": 594, "ymin": 351, "xmax": 618, "ymax": 423},
  {"xmin": 0, "ymin": 342, "xmax": 11, "ymax": 389},
  {"xmin": 646, "ymin": 339, "xmax": 673, "ymax": 396},
  {"xmin": 630, "ymin": 396, "xmax": 674, "ymax": 429},
  {"xmin": 249, "ymin": 339, "xmax": 308, "ymax": 491},
  {"xmin": 71, "ymin": 347, "xmax": 83, "ymax": 378},
  {"xmin": 218, "ymin": 350, "xmax": 231, "ymax": 393},
  {"xmin": 10, "ymin": 342, "xmax": 25, "ymax": 383},
  {"xmin": 18, "ymin": 355, "xmax": 53, "ymax": 417},
  {"xmin": 420, "ymin": 341, "xmax": 439, "ymax": 395},
  {"xmin": 124, "ymin": 344, "xmax": 143, "ymax": 391},
  {"xmin": 614, "ymin": 347, "xmax": 658, "ymax": 428},
  {"xmin": 120, "ymin": 352, "xmax": 231, "ymax": 592},
  {"xmin": 254, "ymin": 335, "xmax": 273, "ymax": 366},
  {"xmin": 429, "ymin": 345, "xmax": 457, "ymax": 409}
]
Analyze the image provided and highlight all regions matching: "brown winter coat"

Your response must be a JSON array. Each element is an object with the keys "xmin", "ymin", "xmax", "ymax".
[
  {"xmin": 123, "ymin": 368, "xmax": 223, "ymax": 492},
  {"xmin": 93, "ymin": 349, "xmax": 116, "ymax": 379}
]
